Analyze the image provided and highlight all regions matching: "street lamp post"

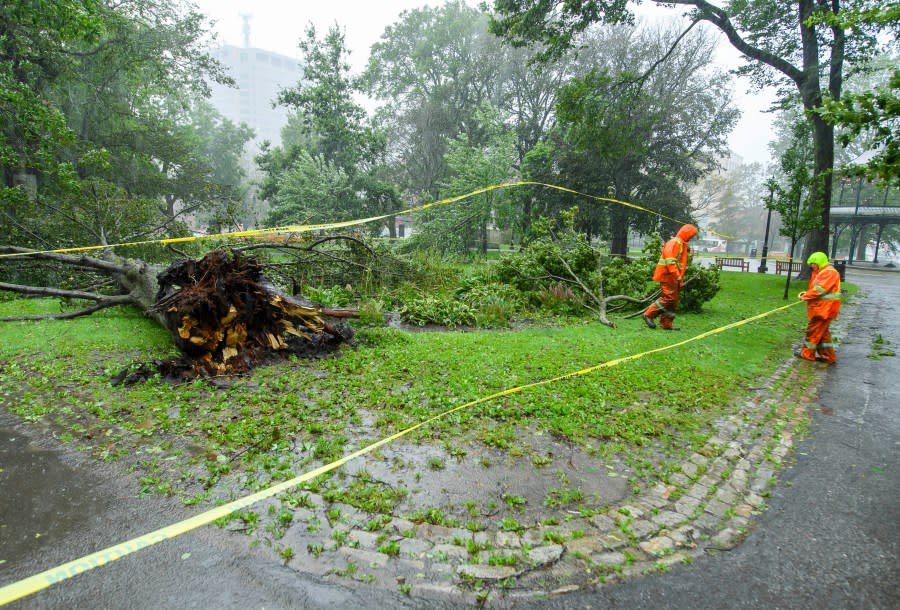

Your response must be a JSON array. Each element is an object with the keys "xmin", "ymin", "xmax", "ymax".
[{"xmin": 758, "ymin": 182, "xmax": 774, "ymax": 274}]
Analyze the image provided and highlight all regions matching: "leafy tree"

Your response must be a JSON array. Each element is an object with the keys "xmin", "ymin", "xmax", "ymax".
[
  {"xmin": 2, "ymin": 0, "xmax": 235, "ymax": 252},
  {"xmin": 767, "ymin": 121, "xmax": 823, "ymax": 291},
  {"xmin": 365, "ymin": 1, "xmax": 507, "ymax": 196},
  {"xmin": 489, "ymin": 0, "xmax": 893, "ymax": 262},
  {"xmin": 262, "ymin": 24, "xmax": 400, "ymax": 234},
  {"xmin": 1, "ymin": 0, "xmax": 105, "ymax": 238},
  {"xmin": 411, "ymin": 105, "xmax": 517, "ymax": 254},
  {"xmin": 265, "ymin": 149, "xmax": 355, "ymax": 227},
  {"xmin": 549, "ymin": 24, "xmax": 737, "ymax": 254},
  {"xmin": 819, "ymin": 67, "xmax": 899, "ymax": 186}
]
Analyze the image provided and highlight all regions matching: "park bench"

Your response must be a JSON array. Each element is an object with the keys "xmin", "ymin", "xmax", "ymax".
[
  {"xmin": 714, "ymin": 256, "xmax": 750, "ymax": 272},
  {"xmin": 775, "ymin": 260, "xmax": 804, "ymax": 275}
]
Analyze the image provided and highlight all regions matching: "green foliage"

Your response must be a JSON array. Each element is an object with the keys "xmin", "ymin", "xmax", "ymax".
[
  {"xmin": 411, "ymin": 104, "xmax": 517, "ymax": 254},
  {"xmin": 819, "ymin": 68, "xmax": 900, "ymax": 187},
  {"xmin": 399, "ymin": 295, "xmax": 477, "ymax": 328},
  {"xmin": 680, "ymin": 264, "xmax": 721, "ymax": 314},
  {"xmin": 492, "ymin": 213, "xmax": 719, "ymax": 315},
  {"xmin": 304, "ymin": 285, "xmax": 354, "ymax": 308},
  {"xmin": 768, "ymin": 121, "xmax": 824, "ymax": 247},
  {"xmin": 495, "ymin": 209, "xmax": 599, "ymax": 295},
  {"xmin": 459, "ymin": 283, "xmax": 525, "ymax": 328}
]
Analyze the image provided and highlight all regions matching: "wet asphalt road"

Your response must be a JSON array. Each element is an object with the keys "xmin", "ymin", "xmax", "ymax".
[{"xmin": 1, "ymin": 266, "xmax": 898, "ymax": 609}]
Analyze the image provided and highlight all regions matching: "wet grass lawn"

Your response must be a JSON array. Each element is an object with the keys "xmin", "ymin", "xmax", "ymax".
[{"xmin": 0, "ymin": 273, "xmax": 846, "ymax": 543}]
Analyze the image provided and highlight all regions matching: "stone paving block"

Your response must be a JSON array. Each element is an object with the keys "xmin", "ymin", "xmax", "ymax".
[
  {"xmin": 600, "ymin": 531, "xmax": 629, "ymax": 550},
  {"xmin": 495, "ymin": 531, "xmax": 522, "ymax": 548},
  {"xmin": 399, "ymin": 537, "xmax": 433, "ymax": 558},
  {"xmin": 456, "ymin": 564, "xmax": 518, "ymax": 580},
  {"xmin": 651, "ymin": 510, "xmax": 684, "ymax": 529},
  {"xmin": 686, "ymin": 483, "xmax": 709, "ymax": 500},
  {"xmin": 348, "ymin": 529, "xmax": 380, "ymax": 549},
  {"xmin": 388, "ymin": 517, "xmax": 416, "ymax": 535},
  {"xmin": 337, "ymin": 546, "xmax": 390, "ymax": 568},
  {"xmin": 639, "ymin": 536, "xmax": 674, "ymax": 555},
  {"xmin": 681, "ymin": 462, "xmax": 699, "ymax": 478},
  {"xmin": 751, "ymin": 467, "xmax": 775, "ymax": 492},
  {"xmin": 733, "ymin": 503, "xmax": 754, "ymax": 518},
  {"xmin": 744, "ymin": 491, "xmax": 766, "ymax": 508},
  {"xmin": 711, "ymin": 527, "xmax": 741, "ymax": 549},
  {"xmin": 588, "ymin": 514, "xmax": 616, "ymax": 532},
  {"xmin": 429, "ymin": 543, "xmax": 469, "ymax": 561},
  {"xmin": 641, "ymin": 494, "xmax": 670, "ymax": 509},
  {"xmin": 617, "ymin": 504, "xmax": 645, "ymax": 519},
  {"xmin": 674, "ymin": 496, "xmax": 701, "ymax": 517},
  {"xmin": 715, "ymin": 486, "xmax": 737, "ymax": 504},
  {"xmin": 415, "ymin": 523, "xmax": 455, "ymax": 541},
  {"xmin": 628, "ymin": 519, "xmax": 659, "ymax": 539},
  {"xmin": 527, "ymin": 544, "xmax": 564, "ymax": 566},
  {"xmin": 668, "ymin": 526, "xmax": 698, "ymax": 548},
  {"xmin": 705, "ymin": 498, "xmax": 730, "ymax": 518},
  {"xmin": 590, "ymin": 551, "xmax": 625, "ymax": 566},
  {"xmin": 692, "ymin": 513, "xmax": 720, "ymax": 532},
  {"xmin": 396, "ymin": 558, "xmax": 426, "ymax": 572},
  {"xmin": 669, "ymin": 472, "xmax": 690, "ymax": 486},
  {"xmin": 654, "ymin": 552, "xmax": 688, "ymax": 566},
  {"xmin": 689, "ymin": 453, "xmax": 709, "ymax": 466},
  {"xmin": 651, "ymin": 482, "xmax": 676, "ymax": 498},
  {"xmin": 564, "ymin": 536, "xmax": 605, "ymax": 555}
]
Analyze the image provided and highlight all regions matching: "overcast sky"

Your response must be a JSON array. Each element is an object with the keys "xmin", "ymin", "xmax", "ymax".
[{"xmin": 192, "ymin": 0, "xmax": 777, "ymax": 167}]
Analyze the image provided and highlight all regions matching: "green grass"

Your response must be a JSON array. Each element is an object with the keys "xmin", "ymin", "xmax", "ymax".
[{"xmin": 0, "ymin": 273, "xmax": 851, "ymax": 514}]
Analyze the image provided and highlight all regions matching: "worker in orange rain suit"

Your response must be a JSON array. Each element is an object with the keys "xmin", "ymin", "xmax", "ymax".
[
  {"xmin": 642, "ymin": 224, "xmax": 698, "ymax": 331},
  {"xmin": 795, "ymin": 251, "xmax": 841, "ymax": 364}
]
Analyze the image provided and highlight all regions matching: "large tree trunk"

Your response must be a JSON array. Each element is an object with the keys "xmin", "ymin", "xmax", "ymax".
[{"xmin": 0, "ymin": 247, "xmax": 354, "ymax": 379}]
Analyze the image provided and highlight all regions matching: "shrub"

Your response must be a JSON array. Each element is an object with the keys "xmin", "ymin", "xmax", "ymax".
[
  {"xmin": 399, "ymin": 295, "xmax": 477, "ymax": 327},
  {"xmin": 305, "ymin": 285, "xmax": 352, "ymax": 307},
  {"xmin": 460, "ymin": 283, "xmax": 524, "ymax": 328},
  {"xmin": 680, "ymin": 263, "xmax": 721, "ymax": 312}
]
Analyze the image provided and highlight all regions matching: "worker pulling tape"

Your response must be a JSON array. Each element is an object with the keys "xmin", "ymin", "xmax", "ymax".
[{"xmin": 0, "ymin": 299, "xmax": 803, "ymax": 606}]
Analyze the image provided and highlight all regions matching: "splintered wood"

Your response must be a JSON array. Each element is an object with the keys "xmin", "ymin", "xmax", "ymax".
[{"xmin": 151, "ymin": 250, "xmax": 351, "ymax": 379}]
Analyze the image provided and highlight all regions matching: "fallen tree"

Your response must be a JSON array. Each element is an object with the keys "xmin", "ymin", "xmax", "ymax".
[{"xmin": 0, "ymin": 245, "xmax": 357, "ymax": 379}]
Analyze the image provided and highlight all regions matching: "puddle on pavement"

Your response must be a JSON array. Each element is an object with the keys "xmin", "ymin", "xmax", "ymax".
[
  {"xmin": 0, "ymin": 426, "xmax": 107, "ymax": 565},
  {"xmin": 338, "ymin": 424, "xmax": 631, "ymax": 524}
]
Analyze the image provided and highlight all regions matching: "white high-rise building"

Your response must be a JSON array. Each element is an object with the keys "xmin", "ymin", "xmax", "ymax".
[{"xmin": 208, "ymin": 44, "xmax": 302, "ymax": 153}]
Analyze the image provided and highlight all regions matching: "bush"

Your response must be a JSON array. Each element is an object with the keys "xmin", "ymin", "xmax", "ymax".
[
  {"xmin": 680, "ymin": 263, "xmax": 721, "ymax": 312},
  {"xmin": 305, "ymin": 285, "xmax": 353, "ymax": 307},
  {"xmin": 460, "ymin": 283, "xmax": 525, "ymax": 328},
  {"xmin": 399, "ymin": 295, "xmax": 477, "ymax": 327}
]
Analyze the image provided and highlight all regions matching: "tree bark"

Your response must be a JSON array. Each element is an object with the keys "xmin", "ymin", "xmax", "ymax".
[{"xmin": 0, "ymin": 247, "xmax": 355, "ymax": 378}]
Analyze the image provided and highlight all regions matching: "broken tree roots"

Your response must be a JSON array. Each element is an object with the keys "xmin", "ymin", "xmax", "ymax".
[{"xmin": 147, "ymin": 250, "xmax": 352, "ymax": 380}]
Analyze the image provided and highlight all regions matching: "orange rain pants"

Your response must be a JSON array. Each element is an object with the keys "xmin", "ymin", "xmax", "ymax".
[
  {"xmin": 643, "ymin": 277, "xmax": 680, "ymax": 329},
  {"xmin": 799, "ymin": 318, "xmax": 837, "ymax": 364}
]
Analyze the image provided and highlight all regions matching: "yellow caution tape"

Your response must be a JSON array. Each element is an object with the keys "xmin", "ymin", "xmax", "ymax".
[
  {"xmin": 0, "ymin": 182, "xmax": 692, "ymax": 259},
  {"xmin": 0, "ymin": 299, "xmax": 803, "ymax": 606}
]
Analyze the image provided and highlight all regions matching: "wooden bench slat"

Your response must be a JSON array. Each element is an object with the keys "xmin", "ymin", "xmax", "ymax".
[
  {"xmin": 714, "ymin": 257, "xmax": 750, "ymax": 272},
  {"xmin": 774, "ymin": 260, "xmax": 804, "ymax": 275}
]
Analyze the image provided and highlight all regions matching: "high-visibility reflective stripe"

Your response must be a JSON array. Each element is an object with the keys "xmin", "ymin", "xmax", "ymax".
[
  {"xmin": 820, "ymin": 293, "xmax": 841, "ymax": 300},
  {"xmin": 653, "ymin": 300, "xmax": 676, "ymax": 317},
  {"xmin": 805, "ymin": 341, "xmax": 817, "ymax": 349},
  {"xmin": 819, "ymin": 342, "xmax": 836, "ymax": 348}
]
